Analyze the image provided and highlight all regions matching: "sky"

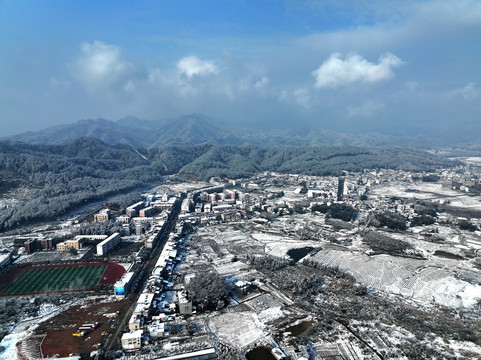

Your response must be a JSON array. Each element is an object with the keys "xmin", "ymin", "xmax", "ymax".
[{"xmin": 1, "ymin": 0, "xmax": 480, "ymax": 139}]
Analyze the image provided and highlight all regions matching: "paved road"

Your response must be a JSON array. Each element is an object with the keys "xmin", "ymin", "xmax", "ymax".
[{"xmin": 105, "ymin": 199, "xmax": 181, "ymax": 353}]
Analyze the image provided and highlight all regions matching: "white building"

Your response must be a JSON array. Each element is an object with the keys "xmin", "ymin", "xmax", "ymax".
[
  {"xmin": 114, "ymin": 271, "xmax": 135, "ymax": 298},
  {"xmin": 0, "ymin": 251, "xmax": 13, "ymax": 269},
  {"xmin": 181, "ymin": 199, "xmax": 192, "ymax": 212},
  {"xmin": 128, "ymin": 314, "xmax": 143, "ymax": 331},
  {"xmin": 96, "ymin": 233, "xmax": 121, "ymax": 256},
  {"xmin": 147, "ymin": 323, "xmax": 165, "ymax": 338},
  {"xmin": 121, "ymin": 330, "xmax": 143, "ymax": 350}
]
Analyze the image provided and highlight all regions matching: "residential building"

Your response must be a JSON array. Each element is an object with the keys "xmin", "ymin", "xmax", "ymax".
[
  {"xmin": 94, "ymin": 208, "xmax": 110, "ymax": 222},
  {"xmin": 126, "ymin": 201, "xmax": 145, "ymax": 217},
  {"xmin": 139, "ymin": 206, "xmax": 155, "ymax": 217},
  {"xmin": 96, "ymin": 232, "xmax": 121, "ymax": 256},
  {"xmin": 24, "ymin": 238, "xmax": 40, "ymax": 254},
  {"xmin": 56, "ymin": 238, "xmax": 83, "ymax": 251},
  {"xmin": 121, "ymin": 330, "xmax": 143, "ymax": 350},
  {"xmin": 114, "ymin": 271, "xmax": 135, "ymax": 298}
]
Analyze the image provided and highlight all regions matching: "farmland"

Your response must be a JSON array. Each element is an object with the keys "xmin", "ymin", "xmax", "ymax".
[{"xmin": 1, "ymin": 263, "xmax": 124, "ymax": 295}]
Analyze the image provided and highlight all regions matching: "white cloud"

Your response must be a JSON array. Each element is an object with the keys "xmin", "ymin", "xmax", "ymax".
[
  {"xmin": 347, "ymin": 100, "xmax": 385, "ymax": 118},
  {"xmin": 255, "ymin": 77, "xmax": 269, "ymax": 89},
  {"xmin": 298, "ymin": 1, "xmax": 481, "ymax": 54},
  {"xmin": 70, "ymin": 41, "xmax": 133, "ymax": 91},
  {"xmin": 312, "ymin": 52, "xmax": 404, "ymax": 88},
  {"xmin": 177, "ymin": 56, "xmax": 218, "ymax": 79},
  {"xmin": 279, "ymin": 88, "xmax": 312, "ymax": 109},
  {"xmin": 451, "ymin": 82, "xmax": 480, "ymax": 100}
]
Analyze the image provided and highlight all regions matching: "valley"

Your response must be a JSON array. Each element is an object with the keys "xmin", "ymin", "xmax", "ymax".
[{"xmin": 1, "ymin": 165, "xmax": 480, "ymax": 359}]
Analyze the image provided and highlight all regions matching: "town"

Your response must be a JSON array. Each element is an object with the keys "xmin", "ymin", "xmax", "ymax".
[{"xmin": 1, "ymin": 164, "xmax": 481, "ymax": 360}]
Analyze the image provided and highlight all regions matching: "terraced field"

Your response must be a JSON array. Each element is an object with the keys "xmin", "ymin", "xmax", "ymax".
[
  {"xmin": 307, "ymin": 248, "xmax": 481, "ymax": 307},
  {"xmin": 1, "ymin": 264, "xmax": 107, "ymax": 295}
]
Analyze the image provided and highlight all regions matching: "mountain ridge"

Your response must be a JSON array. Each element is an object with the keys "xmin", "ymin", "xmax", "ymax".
[{"xmin": 6, "ymin": 113, "xmax": 447, "ymax": 149}]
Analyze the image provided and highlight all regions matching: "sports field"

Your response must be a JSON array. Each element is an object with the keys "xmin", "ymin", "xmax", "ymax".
[{"xmin": 1, "ymin": 264, "xmax": 108, "ymax": 295}]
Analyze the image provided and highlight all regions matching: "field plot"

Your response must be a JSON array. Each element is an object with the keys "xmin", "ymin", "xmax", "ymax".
[
  {"xmin": 1, "ymin": 263, "xmax": 124, "ymax": 295},
  {"xmin": 209, "ymin": 312, "xmax": 265, "ymax": 349},
  {"xmin": 307, "ymin": 249, "xmax": 481, "ymax": 307},
  {"xmin": 370, "ymin": 181, "xmax": 481, "ymax": 211}
]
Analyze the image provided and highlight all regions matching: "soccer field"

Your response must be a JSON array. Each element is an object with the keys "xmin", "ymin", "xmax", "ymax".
[{"xmin": 1, "ymin": 264, "xmax": 107, "ymax": 295}]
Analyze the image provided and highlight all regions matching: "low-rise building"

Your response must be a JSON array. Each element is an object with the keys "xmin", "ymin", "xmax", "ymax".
[
  {"xmin": 134, "ymin": 292, "xmax": 155, "ymax": 317},
  {"xmin": 147, "ymin": 323, "xmax": 165, "ymax": 338},
  {"xmin": 121, "ymin": 330, "xmax": 143, "ymax": 350},
  {"xmin": 126, "ymin": 201, "xmax": 145, "ymax": 217},
  {"xmin": 128, "ymin": 314, "xmax": 143, "ymax": 331},
  {"xmin": 140, "ymin": 206, "xmax": 156, "ymax": 217},
  {"xmin": 56, "ymin": 238, "xmax": 83, "ymax": 251},
  {"xmin": 96, "ymin": 232, "xmax": 121, "ymax": 256},
  {"xmin": 114, "ymin": 271, "xmax": 135, "ymax": 298},
  {"xmin": 181, "ymin": 199, "xmax": 192, "ymax": 212},
  {"xmin": 94, "ymin": 208, "xmax": 110, "ymax": 222}
]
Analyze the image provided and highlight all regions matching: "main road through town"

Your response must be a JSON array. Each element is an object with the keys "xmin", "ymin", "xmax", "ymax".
[{"xmin": 105, "ymin": 199, "xmax": 182, "ymax": 353}]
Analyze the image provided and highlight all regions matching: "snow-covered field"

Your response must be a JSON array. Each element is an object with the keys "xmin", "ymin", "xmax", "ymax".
[
  {"xmin": 198, "ymin": 212, "xmax": 481, "ymax": 310},
  {"xmin": 307, "ymin": 249, "xmax": 481, "ymax": 308},
  {"xmin": 0, "ymin": 302, "xmax": 69, "ymax": 360},
  {"xmin": 370, "ymin": 182, "xmax": 481, "ymax": 210},
  {"xmin": 154, "ymin": 181, "xmax": 210, "ymax": 194},
  {"xmin": 456, "ymin": 157, "xmax": 481, "ymax": 166},
  {"xmin": 208, "ymin": 312, "xmax": 265, "ymax": 349},
  {"xmin": 250, "ymin": 232, "xmax": 319, "ymax": 259},
  {"xmin": 0, "ymin": 296, "xmax": 114, "ymax": 360}
]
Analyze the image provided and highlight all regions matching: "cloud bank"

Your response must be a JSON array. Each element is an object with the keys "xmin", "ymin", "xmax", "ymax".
[
  {"xmin": 177, "ymin": 56, "xmax": 219, "ymax": 79},
  {"xmin": 2, "ymin": 1, "xmax": 480, "ymax": 138},
  {"xmin": 312, "ymin": 52, "xmax": 404, "ymax": 88},
  {"xmin": 70, "ymin": 41, "xmax": 133, "ymax": 91}
]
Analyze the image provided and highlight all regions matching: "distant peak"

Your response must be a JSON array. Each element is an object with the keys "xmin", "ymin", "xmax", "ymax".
[
  {"xmin": 117, "ymin": 115, "xmax": 143, "ymax": 122},
  {"xmin": 78, "ymin": 118, "xmax": 112, "ymax": 125}
]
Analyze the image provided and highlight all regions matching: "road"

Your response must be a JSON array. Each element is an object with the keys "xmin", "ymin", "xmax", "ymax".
[{"xmin": 104, "ymin": 199, "xmax": 181, "ymax": 353}]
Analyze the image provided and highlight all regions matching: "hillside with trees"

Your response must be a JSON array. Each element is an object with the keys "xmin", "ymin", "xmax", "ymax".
[
  {"xmin": 172, "ymin": 145, "xmax": 458, "ymax": 180},
  {"xmin": 0, "ymin": 138, "xmax": 161, "ymax": 232},
  {"xmin": 0, "ymin": 138, "xmax": 458, "ymax": 232}
]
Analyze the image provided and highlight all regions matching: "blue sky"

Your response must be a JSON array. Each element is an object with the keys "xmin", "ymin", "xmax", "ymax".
[{"xmin": 1, "ymin": 0, "xmax": 480, "ymax": 139}]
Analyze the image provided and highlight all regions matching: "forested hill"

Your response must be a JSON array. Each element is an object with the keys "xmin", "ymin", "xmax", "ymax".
[
  {"xmin": 0, "ymin": 138, "xmax": 458, "ymax": 232},
  {"xmin": 149, "ymin": 144, "xmax": 458, "ymax": 180},
  {"xmin": 0, "ymin": 138, "xmax": 162, "ymax": 232}
]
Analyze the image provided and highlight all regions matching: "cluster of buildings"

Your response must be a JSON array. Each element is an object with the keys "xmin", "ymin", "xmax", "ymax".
[
  {"xmin": 126, "ymin": 194, "xmax": 177, "ymax": 218},
  {"xmin": 23, "ymin": 237, "xmax": 54, "ymax": 254},
  {"xmin": 121, "ymin": 232, "xmax": 192, "ymax": 350},
  {"xmin": 175, "ymin": 168, "xmax": 481, "ymax": 235},
  {"xmin": 452, "ymin": 180, "xmax": 481, "ymax": 194}
]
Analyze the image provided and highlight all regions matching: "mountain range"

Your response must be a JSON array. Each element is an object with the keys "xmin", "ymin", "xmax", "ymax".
[{"xmin": 7, "ymin": 114, "xmax": 446, "ymax": 149}]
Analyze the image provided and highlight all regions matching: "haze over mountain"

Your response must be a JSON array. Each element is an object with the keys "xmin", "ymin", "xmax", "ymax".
[
  {"xmin": 2, "ymin": 2, "xmax": 480, "ymax": 142},
  {"xmin": 7, "ymin": 113, "xmax": 448, "ymax": 149}
]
